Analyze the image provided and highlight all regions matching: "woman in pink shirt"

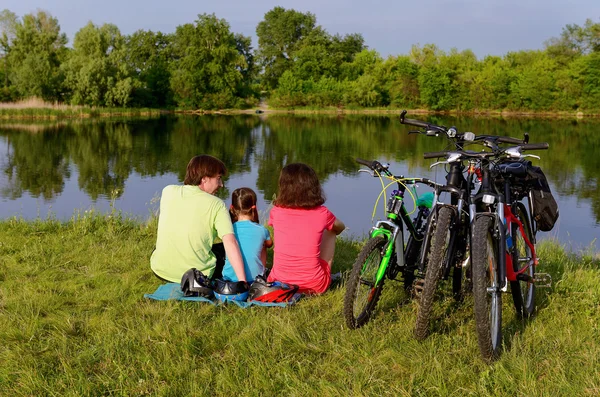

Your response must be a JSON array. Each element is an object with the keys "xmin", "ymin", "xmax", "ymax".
[{"xmin": 267, "ymin": 163, "xmax": 345, "ymax": 294}]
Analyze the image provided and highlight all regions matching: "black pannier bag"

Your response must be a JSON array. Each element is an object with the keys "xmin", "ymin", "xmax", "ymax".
[{"xmin": 526, "ymin": 164, "xmax": 559, "ymax": 232}]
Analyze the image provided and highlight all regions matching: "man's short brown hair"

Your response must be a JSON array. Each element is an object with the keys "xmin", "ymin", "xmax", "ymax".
[{"xmin": 184, "ymin": 155, "xmax": 227, "ymax": 186}]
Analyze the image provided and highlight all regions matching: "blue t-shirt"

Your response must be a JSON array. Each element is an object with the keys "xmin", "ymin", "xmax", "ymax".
[{"xmin": 222, "ymin": 220, "xmax": 271, "ymax": 282}]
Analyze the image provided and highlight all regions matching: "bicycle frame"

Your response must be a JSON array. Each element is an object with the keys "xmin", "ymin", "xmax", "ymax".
[
  {"xmin": 367, "ymin": 178, "xmax": 434, "ymax": 289},
  {"xmin": 504, "ymin": 204, "xmax": 538, "ymax": 282}
]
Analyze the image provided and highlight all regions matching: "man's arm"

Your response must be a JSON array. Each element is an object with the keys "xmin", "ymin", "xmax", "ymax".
[{"xmin": 222, "ymin": 233, "xmax": 247, "ymax": 281}]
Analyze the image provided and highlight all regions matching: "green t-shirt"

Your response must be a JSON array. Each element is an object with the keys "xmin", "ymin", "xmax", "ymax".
[{"xmin": 150, "ymin": 185, "xmax": 234, "ymax": 282}]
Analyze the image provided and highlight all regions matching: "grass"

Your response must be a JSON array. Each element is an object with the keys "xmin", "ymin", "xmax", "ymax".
[
  {"xmin": 0, "ymin": 213, "xmax": 599, "ymax": 396},
  {"xmin": 0, "ymin": 98, "xmax": 163, "ymax": 119}
]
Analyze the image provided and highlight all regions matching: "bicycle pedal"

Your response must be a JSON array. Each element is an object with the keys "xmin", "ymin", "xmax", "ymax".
[{"xmin": 534, "ymin": 273, "xmax": 552, "ymax": 288}]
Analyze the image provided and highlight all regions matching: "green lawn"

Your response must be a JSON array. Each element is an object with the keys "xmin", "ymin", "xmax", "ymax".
[{"xmin": 1, "ymin": 214, "xmax": 598, "ymax": 396}]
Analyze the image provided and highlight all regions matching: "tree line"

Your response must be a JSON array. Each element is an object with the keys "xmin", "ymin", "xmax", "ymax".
[{"xmin": 0, "ymin": 7, "xmax": 599, "ymax": 111}]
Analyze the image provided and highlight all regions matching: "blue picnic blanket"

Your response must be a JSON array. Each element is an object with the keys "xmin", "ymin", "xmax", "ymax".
[{"xmin": 144, "ymin": 283, "xmax": 302, "ymax": 308}]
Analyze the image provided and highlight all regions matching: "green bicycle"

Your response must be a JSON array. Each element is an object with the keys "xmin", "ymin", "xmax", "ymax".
[{"xmin": 343, "ymin": 158, "xmax": 441, "ymax": 329}]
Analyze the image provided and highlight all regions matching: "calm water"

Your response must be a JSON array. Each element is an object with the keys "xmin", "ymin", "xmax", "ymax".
[{"xmin": 1, "ymin": 115, "xmax": 598, "ymax": 250}]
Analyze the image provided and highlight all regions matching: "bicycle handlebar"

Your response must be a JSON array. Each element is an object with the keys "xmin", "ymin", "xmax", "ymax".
[
  {"xmin": 494, "ymin": 136, "xmax": 525, "ymax": 144},
  {"xmin": 400, "ymin": 110, "xmax": 432, "ymax": 129},
  {"xmin": 521, "ymin": 143, "xmax": 549, "ymax": 150},
  {"xmin": 423, "ymin": 151, "xmax": 449, "ymax": 159},
  {"xmin": 401, "ymin": 110, "xmax": 534, "ymax": 146},
  {"xmin": 355, "ymin": 158, "xmax": 374, "ymax": 167}
]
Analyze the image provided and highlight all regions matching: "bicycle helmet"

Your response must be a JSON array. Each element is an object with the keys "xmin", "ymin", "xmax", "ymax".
[
  {"xmin": 248, "ymin": 275, "xmax": 299, "ymax": 303},
  {"xmin": 213, "ymin": 279, "xmax": 249, "ymax": 302},
  {"xmin": 180, "ymin": 268, "xmax": 214, "ymax": 299}
]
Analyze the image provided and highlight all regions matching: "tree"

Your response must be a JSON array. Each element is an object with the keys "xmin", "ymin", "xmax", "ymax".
[
  {"xmin": 382, "ymin": 55, "xmax": 420, "ymax": 108},
  {"xmin": 256, "ymin": 7, "xmax": 316, "ymax": 90},
  {"xmin": 470, "ymin": 56, "xmax": 513, "ymax": 109},
  {"xmin": 545, "ymin": 18, "xmax": 600, "ymax": 59},
  {"xmin": 0, "ymin": 9, "xmax": 18, "ymax": 88},
  {"xmin": 62, "ymin": 22, "xmax": 137, "ymax": 106},
  {"xmin": 169, "ymin": 14, "xmax": 251, "ymax": 109},
  {"xmin": 6, "ymin": 9, "xmax": 67, "ymax": 101},
  {"xmin": 125, "ymin": 29, "xmax": 173, "ymax": 107}
]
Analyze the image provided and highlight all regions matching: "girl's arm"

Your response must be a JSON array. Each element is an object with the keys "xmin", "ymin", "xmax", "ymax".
[
  {"xmin": 264, "ymin": 239, "xmax": 273, "ymax": 248},
  {"xmin": 331, "ymin": 218, "xmax": 346, "ymax": 235},
  {"xmin": 222, "ymin": 233, "xmax": 247, "ymax": 281}
]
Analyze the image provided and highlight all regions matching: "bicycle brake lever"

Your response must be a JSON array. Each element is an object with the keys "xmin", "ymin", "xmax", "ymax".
[
  {"xmin": 358, "ymin": 169, "xmax": 376, "ymax": 177},
  {"xmin": 429, "ymin": 161, "xmax": 447, "ymax": 169},
  {"xmin": 408, "ymin": 130, "xmax": 420, "ymax": 134},
  {"xmin": 522, "ymin": 154, "xmax": 540, "ymax": 160}
]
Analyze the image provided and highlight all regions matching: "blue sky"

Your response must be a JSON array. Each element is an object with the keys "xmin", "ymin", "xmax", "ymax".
[{"xmin": 3, "ymin": 0, "xmax": 598, "ymax": 58}]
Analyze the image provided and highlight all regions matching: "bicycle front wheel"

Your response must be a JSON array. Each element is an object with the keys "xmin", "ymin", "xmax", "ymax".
[
  {"xmin": 414, "ymin": 206, "xmax": 453, "ymax": 340},
  {"xmin": 344, "ymin": 236, "xmax": 387, "ymax": 329},
  {"xmin": 510, "ymin": 202, "xmax": 536, "ymax": 318},
  {"xmin": 472, "ymin": 216, "xmax": 502, "ymax": 362}
]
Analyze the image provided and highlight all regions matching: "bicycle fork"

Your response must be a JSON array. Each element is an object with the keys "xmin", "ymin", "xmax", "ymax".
[{"xmin": 370, "ymin": 221, "xmax": 403, "ymax": 287}]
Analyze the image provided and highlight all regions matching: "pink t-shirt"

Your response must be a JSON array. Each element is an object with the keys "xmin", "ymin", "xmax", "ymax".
[{"xmin": 267, "ymin": 205, "xmax": 336, "ymax": 294}]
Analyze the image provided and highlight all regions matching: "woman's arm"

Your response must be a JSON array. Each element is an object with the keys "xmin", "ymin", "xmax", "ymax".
[{"xmin": 222, "ymin": 233, "xmax": 247, "ymax": 281}]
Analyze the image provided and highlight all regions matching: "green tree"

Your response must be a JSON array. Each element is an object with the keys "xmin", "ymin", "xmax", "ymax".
[
  {"xmin": 125, "ymin": 30, "xmax": 173, "ymax": 107},
  {"xmin": 578, "ymin": 52, "xmax": 600, "ymax": 109},
  {"xmin": 61, "ymin": 22, "xmax": 137, "ymax": 106},
  {"xmin": 6, "ymin": 10, "xmax": 67, "ymax": 101},
  {"xmin": 411, "ymin": 45, "xmax": 455, "ymax": 110},
  {"xmin": 385, "ymin": 55, "xmax": 420, "ymax": 108},
  {"xmin": 545, "ymin": 18, "xmax": 600, "ymax": 59},
  {"xmin": 256, "ymin": 7, "xmax": 316, "ymax": 90},
  {"xmin": 0, "ymin": 9, "xmax": 18, "ymax": 89},
  {"xmin": 469, "ymin": 56, "xmax": 513, "ymax": 109},
  {"xmin": 169, "ymin": 14, "xmax": 250, "ymax": 109},
  {"xmin": 506, "ymin": 51, "xmax": 557, "ymax": 110}
]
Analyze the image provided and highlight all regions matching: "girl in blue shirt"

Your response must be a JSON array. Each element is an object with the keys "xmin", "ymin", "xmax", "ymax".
[{"xmin": 222, "ymin": 187, "xmax": 273, "ymax": 283}]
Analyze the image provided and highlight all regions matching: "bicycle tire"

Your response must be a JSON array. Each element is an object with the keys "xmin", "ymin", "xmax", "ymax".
[
  {"xmin": 343, "ymin": 236, "xmax": 387, "ymax": 329},
  {"xmin": 472, "ymin": 216, "xmax": 502, "ymax": 362},
  {"xmin": 510, "ymin": 202, "xmax": 536, "ymax": 318},
  {"xmin": 414, "ymin": 207, "xmax": 453, "ymax": 340}
]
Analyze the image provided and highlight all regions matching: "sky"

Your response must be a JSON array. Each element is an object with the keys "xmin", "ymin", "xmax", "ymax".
[{"xmin": 2, "ymin": 0, "xmax": 599, "ymax": 58}]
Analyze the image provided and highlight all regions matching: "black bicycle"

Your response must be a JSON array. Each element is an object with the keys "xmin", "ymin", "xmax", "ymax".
[
  {"xmin": 400, "ymin": 111, "xmax": 533, "ymax": 341},
  {"xmin": 417, "ymin": 140, "xmax": 551, "ymax": 361}
]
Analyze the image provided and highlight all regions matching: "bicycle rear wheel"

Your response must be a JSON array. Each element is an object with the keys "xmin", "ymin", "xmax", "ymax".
[
  {"xmin": 510, "ymin": 202, "xmax": 536, "ymax": 318},
  {"xmin": 414, "ymin": 206, "xmax": 453, "ymax": 340},
  {"xmin": 472, "ymin": 216, "xmax": 502, "ymax": 362},
  {"xmin": 343, "ymin": 236, "xmax": 387, "ymax": 329}
]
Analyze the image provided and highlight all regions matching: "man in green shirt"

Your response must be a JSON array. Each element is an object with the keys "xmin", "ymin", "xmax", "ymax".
[{"xmin": 150, "ymin": 155, "xmax": 247, "ymax": 283}]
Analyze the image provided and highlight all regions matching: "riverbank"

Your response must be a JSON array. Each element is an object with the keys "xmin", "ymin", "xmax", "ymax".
[
  {"xmin": 199, "ymin": 106, "xmax": 599, "ymax": 119},
  {"xmin": 1, "ymin": 214, "xmax": 599, "ymax": 395},
  {"xmin": 1, "ymin": 98, "xmax": 598, "ymax": 119}
]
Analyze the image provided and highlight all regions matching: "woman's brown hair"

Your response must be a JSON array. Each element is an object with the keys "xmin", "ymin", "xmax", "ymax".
[
  {"xmin": 274, "ymin": 163, "xmax": 325, "ymax": 209},
  {"xmin": 184, "ymin": 155, "xmax": 227, "ymax": 186},
  {"xmin": 230, "ymin": 187, "xmax": 259, "ymax": 223}
]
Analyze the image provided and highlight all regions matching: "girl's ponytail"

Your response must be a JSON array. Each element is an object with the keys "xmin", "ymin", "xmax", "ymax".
[{"xmin": 230, "ymin": 188, "xmax": 259, "ymax": 224}]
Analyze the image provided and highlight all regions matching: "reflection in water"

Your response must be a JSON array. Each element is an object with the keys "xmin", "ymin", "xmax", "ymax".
[{"xmin": 0, "ymin": 115, "xmax": 598, "ymax": 248}]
